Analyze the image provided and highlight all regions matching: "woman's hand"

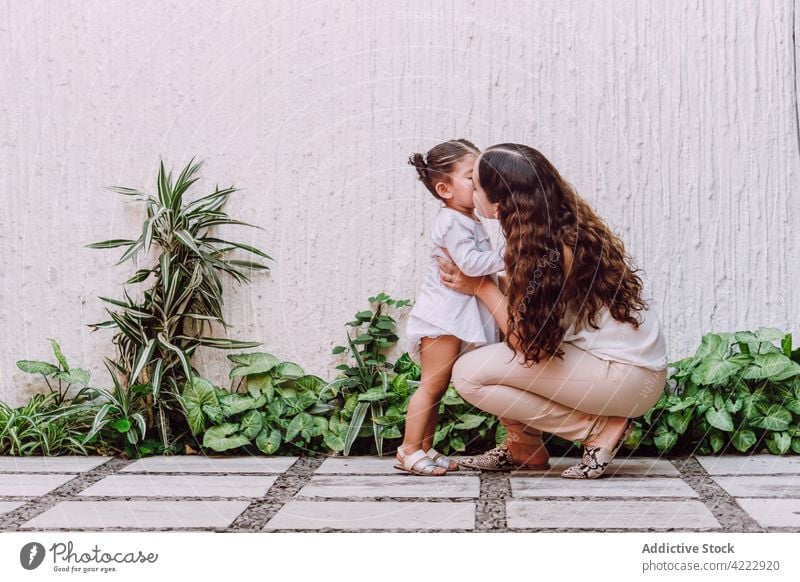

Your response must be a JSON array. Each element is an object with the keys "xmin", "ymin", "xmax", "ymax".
[{"xmin": 434, "ymin": 247, "xmax": 486, "ymax": 296}]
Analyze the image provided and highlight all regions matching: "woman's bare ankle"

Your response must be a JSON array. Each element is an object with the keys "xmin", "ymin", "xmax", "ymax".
[
  {"xmin": 585, "ymin": 417, "xmax": 627, "ymax": 449},
  {"xmin": 506, "ymin": 440, "xmax": 549, "ymax": 465}
]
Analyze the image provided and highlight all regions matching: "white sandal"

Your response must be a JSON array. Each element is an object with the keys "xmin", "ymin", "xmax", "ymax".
[
  {"xmin": 394, "ymin": 447, "xmax": 448, "ymax": 476},
  {"xmin": 425, "ymin": 447, "xmax": 459, "ymax": 471}
]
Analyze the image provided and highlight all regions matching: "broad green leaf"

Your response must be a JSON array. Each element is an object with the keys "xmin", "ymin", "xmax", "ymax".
[
  {"xmin": 705, "ymin": 408, "xmax": 734, "ymax": 432},
  {"xmin": 755, "ymin": 327, "xmax": 786, "ymax": 342},
  {"xmin": 286, "ymin": 412, "xmax": 314, "ymax": 442},
  {"xmin": 310, "ymin": 416, "xmax": 328, "ymax": 438},
  {"xmin": 667, "ymin": 397, "xmax": 696, "ymax": 412},
  {"xmin": 690, "ymin": 354, "xmax": 750, "ymax": 386},
  {"xmin": 179, "ymin": 376, "xmax": 219, "ymax": 435},
  {"xmin": 709, "ymin": 431, "xmax": 725, "ymax": 453},
  {"xmin": 53, "ymin": 368, "xmax": 90, "ymax": 387},
  {"xmin": 16, "ymin": 360, "xmax": 59, "ymax": 376},
  {"xmin": 274, "ymin": 362, "xmax": 305, "ymax": 379},
  {"xmin": 653, "ymin": 431, "xmax": 678, "ymax": 451},
  {"xmin": 239, "ymin": 410, "xmax": 263, "ymax": 440},
  {"xmin": 784, "ymin": 399, "xmax": 800, "ymax": 415},
  {"xmin": 453, "ymin": 413, "xmax": 485, "ymax": 430},
  {"xmin": 731, "ymin": 429, "xmax": 757, "ymax": 452},
  {"xmin": 322, "ymin": 430, "xmax": 345, "ymax": 452},
  {"xmin": 380, "ymin": 425, "xmax": 402, "ymax": 439},
  {"xmin": 449, "ymin": 435, "xmax": 466, "ymax": 452},
  {"xmin": 228, "ymin": 352, "xmax": 280, "ymax": 381},
  {"xmin": 203, "ymin": 423, "xmax": 250, "ymax": 452},
  {"xmin": 693, "ymin": 333, "xmax": 729, "ymax": 361},
  {"xmin": 220, "ymin": 393, "xmax": 256, "ymax": 416},
  {"xmin": 751, "ymin": 405, "xmax": 792, "ymax": 431},
  {"xmin": 256, "ymin": 428, "xmax": 282, "ymax": 454},
  {"xmin": 113, "ymin": 418, "xmax": 132, "ymax": 433},
  {"xmin": 292, "ymin": 374, "xmax": 325, "ymax": 392},
  {"xmin": 433, "ymin": 424, "xmax": 452, "ymax": 446},
  {"xmin": 766, "ymin": 431, "xmax": 791, "ymax": 454},
  {"xmin": 667, "ymin": 409, "xmax": 692, "ymax": 434},
  {"xmin": 742, "ymin": 352, "xmax": 800, "ymax": 381}
]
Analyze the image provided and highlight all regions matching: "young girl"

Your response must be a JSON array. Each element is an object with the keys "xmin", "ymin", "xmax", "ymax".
[{"xmin": 396, "ymin": 139, "xmax": 507, "ymax": 476}]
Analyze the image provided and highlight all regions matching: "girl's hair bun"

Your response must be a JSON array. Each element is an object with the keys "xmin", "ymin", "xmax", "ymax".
[
  {"xmin": 408, "ymin": 152, "xmax": 428, "ymax": 183},
  {"xmin": 408, "ymin": 139, "xmax": 479, "ymax": 201}
]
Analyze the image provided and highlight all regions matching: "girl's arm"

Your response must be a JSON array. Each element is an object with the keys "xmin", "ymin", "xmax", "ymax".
[{"xmin": 441, "ymin": 218, "xmax": 504, "ymax": 277}]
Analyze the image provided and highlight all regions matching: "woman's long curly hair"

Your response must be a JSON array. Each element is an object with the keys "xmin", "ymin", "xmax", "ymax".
[{"xmin": 476, "ymin": 143, "xmax": 648, "ymax": 366}]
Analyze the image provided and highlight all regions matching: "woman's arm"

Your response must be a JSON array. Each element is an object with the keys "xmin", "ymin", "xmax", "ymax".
[{"xmin": 473, "ymin": 276, "xmax": 512, "ymax": 339}]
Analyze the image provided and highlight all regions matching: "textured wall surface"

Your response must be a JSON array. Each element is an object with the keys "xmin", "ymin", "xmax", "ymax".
[{"xmin": 1, "ymin": 1, "xmax": 798, "ymax": 406}]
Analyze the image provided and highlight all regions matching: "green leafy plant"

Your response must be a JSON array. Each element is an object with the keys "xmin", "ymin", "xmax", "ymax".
[
  {"xmin": 16, "ymin": 339, "xmax": 91, "ymax": 406},
  {"xmin": 628, "ymin": 327, "xmax": 800, "ymax": 455},
  {"xmin": 85, "ymin": 158, "xmax": 270, "ymax": 450},
  {"xmin": 78, "ymin": 359, "xmax": 153, "ymax": 456},
  {"xmin": 320, "ymin": 292, "xmax": 411, "ymax": 455},
  {"xmin": 0, "ymin": 392, "xmax": 99, "ymax": 456},
  {"xmin": 178, "ymin": 353, "xmax": 337, "ymax": 454}
]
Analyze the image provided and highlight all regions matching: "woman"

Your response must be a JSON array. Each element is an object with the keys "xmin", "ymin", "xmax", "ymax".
[{"xmin": 434, "ymin": 143, "xmax": 668, "ymax": 479}]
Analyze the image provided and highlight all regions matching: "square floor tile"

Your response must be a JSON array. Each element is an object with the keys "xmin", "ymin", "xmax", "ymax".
[
  {"xmin": 0, "ymin": 473, "xmax": 75, "ymax": 496},
  {"xmin": 296, "ymin": 475, "xmax": 479, "ymax": 498},
  {"xmin": 0, "ymin": 457, "xmax": 111, "ymax": 472},
  {"xmin": 0, "ymin": 501, "xmax": 25, "ymax": 515},
  {"xmin": 695, "ymin": 455, "xmax": 800, "ymax": 475},
  {"xmin": 510, "ymin": 476, "xmax": 697, "ymax": 498},
  {"xmin": 713, "ymin": 475, "xmax": 800, "ymax": 497},
  {"xmin": 735, "ymin": 498, "xmax": 800, "ymax": 528},
  {"xmin": 315, "ymin": 457, "xmax": 403, "ymax": 474},
  {"xmin": 78, "ymin": 474, "xmax": 279, "ymax": 497},
  {"xmin": 19, "ymin": 500, "xmax": 249, "ymax": 529},
  {"xmin": 506, "ymin": 499, "xmax": 720, "ymax": 529},
  {"xmin": 264, "ymin": 501, "xmax": 475, "ymax": 530},
  {"xmin": 120, "ymin": 456, "xmax": 297, "ymax": 473}
]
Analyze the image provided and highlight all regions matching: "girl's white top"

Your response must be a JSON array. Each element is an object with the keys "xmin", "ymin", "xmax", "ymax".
[{"xmin": 405, "ymin": 207, "xmax": 504, "ymax": 362}]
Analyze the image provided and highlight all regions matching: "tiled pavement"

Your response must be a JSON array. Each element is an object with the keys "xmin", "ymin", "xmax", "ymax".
[{"xmin": 0, "ymin": 454, "xmax": 798, "ymax": 532}]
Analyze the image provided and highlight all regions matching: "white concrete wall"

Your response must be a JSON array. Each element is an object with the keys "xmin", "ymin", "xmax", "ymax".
[{"xmin": 1, "ymin": 1, "xmax": 798, "ymax": 406}]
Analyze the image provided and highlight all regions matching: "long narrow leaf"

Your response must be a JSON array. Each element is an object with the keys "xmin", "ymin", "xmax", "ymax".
[
  {"xmin": 85, "ymin": 239, "xmax": 135, "ymax": 250},
  {"xmin": 344, "ymin": 401, "xmax": 370, "ymax": 456},
  {"xmin": 130, "ymin": 337, "xmax": 156, "ymax": 384},
  {"xmin": 156, "ymin": 332, "xmax": 194, "ymax": 386},
  {"xmin": 201, "ymin": 237, "xmax": 273, "ymax": 260}
]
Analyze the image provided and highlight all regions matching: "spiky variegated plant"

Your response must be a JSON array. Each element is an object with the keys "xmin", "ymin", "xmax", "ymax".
[{"xmin": 86, "ymin": 158, "xmax": 271, "ymax": 450}]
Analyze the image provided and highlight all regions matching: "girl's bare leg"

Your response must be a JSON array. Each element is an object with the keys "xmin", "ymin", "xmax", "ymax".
[
  {"xmin": 421, "ymin": 402, "xmax": 439, "ymax": 452},
  {"xmin": 400, "ymin": 335, "xmax": 461, "ymax": 469}
]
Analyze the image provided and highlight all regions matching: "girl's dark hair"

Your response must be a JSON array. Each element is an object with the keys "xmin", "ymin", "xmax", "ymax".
[
  {"xmin": 477, "ymin": 143, "xmax": 648, "ymax": 366},
  {"xmin": 408, "ymin": 139, "xmax": 479, "ymax": 200}
]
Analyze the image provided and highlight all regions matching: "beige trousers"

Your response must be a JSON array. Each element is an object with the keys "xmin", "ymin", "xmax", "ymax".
[{"xmin": 450, "ymin": 341, "xmax": 667, "ymax": 447}]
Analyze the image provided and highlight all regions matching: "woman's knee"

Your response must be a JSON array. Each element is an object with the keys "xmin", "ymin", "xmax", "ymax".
[{"xmin": 450, "ymin": 349, "xmax": 485, "ymax": 399}]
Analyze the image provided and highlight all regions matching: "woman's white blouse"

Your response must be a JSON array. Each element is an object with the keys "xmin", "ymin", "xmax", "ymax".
[
  {"xmin": 405, "ymin": 207, "xmax": 505, "ymax": 363},
  {"xmin": 561, "ymin": 299, "xmax": 669, "ymax": 371}
]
